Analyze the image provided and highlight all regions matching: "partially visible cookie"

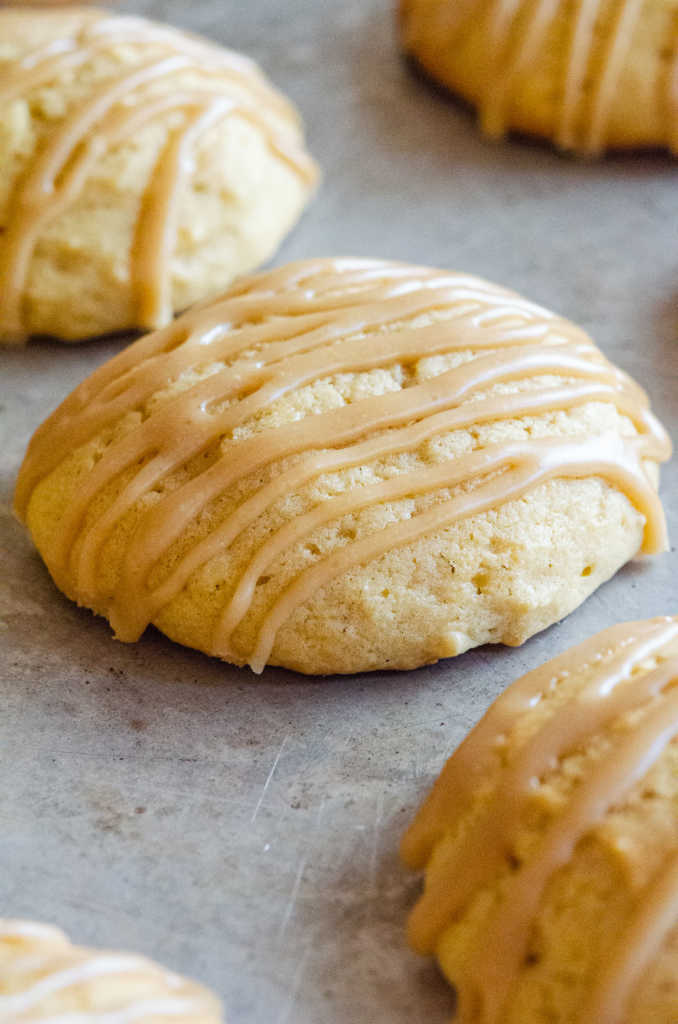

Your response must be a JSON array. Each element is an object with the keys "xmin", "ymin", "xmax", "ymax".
[
  {"xmin": 402, "ymin": 616, "xmax": 678, "ymax": 1023},
  {"xmin": 0, "ymin": 7, "xmax": 317, "ymax": 343},
  {"xmin": 399, "ymin": 0, "xmax": 678, "ymax": 155},
  {"xmin": 0, "ymin": 919, "xmax": 223, "ymax": 1021},
  {"xmin": 14, "ymin": 259, "xmax": 671, "ymax": 675}
]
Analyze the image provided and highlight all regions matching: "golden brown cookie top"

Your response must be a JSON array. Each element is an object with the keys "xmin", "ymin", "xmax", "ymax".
[
  {"xmin": 403, "ymin": 616, "xmax": 678, "ymax": 1023},
  {"xmin": 0, "ymin": 7, "xmax": 317, "ymax": 342},
  {"xmin": 0, "ymin": 919, "xmax": 223, "ymax": 1021},
  {"xmin": 400, "ymin": 0, "xmax": 678, "ymax": 155},
  {"xmin": 15, "ymin": 259, "xmax": 671, "ymax": 674}
]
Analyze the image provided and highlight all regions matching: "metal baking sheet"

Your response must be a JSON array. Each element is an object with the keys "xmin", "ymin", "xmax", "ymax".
[{"xmin": 1, "ymin": 2, "xmax": 676, "ymax": 1021}]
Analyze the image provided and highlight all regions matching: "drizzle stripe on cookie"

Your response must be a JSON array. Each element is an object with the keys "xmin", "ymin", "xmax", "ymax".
[
  {"xmin": 0, "ymin": 955, "xmax": 169, "ymax": 1014},
  {"xmin": 0, "ymin": 922, "xmax": 218, "ymax": 1022},
  {"xmin": 14, "ymin": 261, "xmax": 671, "ymax": 671},
  {"xmin": 404, "ymin": 0, "xmax": 676, "ymax": 154},
  {"xmin": 403, "ymin": 617, "xmax": 678, "ymax": 1023},
  {"xmin": 0, "ymin": 13, "xmax": 317, "ymax": 341},
  {"xmin": 578, "ymin": 850, "xmax": 678, "ymax": 1022}
]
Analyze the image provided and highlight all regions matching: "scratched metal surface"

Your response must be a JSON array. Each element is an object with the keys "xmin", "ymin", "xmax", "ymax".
[{"xmin": 1, "ymin": 1, "xmax": 677, "ymax": 1021}]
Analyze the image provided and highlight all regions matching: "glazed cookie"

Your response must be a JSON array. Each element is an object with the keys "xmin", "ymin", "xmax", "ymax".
[
  {"xmin": 0, "ymin": 919, "xmax": 223, "ymax": 1021},
  {"xmin": 399, "ymin": 0, "xmax": 678, "ymax": 155},
  {"xmin": 14, "ymin": 259, "xmax": 671, "ymax": 675},
  {"xmin": 402, "ymin": 616, "xmax": 678, "ymax": 1024},
  {"xmin": 0, "ymin": 7, "xmax": 317, "ymax": 343}
]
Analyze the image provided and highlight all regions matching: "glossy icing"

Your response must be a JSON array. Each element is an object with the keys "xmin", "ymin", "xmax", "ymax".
[
  {"xmin": 403, "ymin": 617, "xmax": 678, "ymax": 1023},
  {"xmin": 14, "ymin": 260, "xmax": 671, "ymax": 671},
  {"xmin": 0, "ymin": 12, "xmax": 317, "ymax": 341}
]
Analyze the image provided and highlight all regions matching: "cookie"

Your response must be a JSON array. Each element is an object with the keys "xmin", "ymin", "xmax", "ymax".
[
  {"xmin": 0, "ymin": 7, "xmax": 317, "ymax": 343},
  {"xmin": 14, "ymin": 258, "xmax": 670, "ymax": 675},
  {"xmin": 402, "ymin": 616, "xmax": 678, "ymax": 1023},
  {"xmin": 399, "ymin": 0, "xmax": 678, "ymax": 155},
  {"xmin": 0, "ymin": 919, "xmax": 222, "ymax": 1021}
]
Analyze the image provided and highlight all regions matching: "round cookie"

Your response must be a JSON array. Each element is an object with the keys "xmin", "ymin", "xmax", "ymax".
[
  {"xmin": 398, "ymin": 0, "xmax": 678, "ymax": 155},
  {"xmin": 402, "ymin": 616, "xmax": 678, "ymax": 1024},
  {"xmin": 0, "ymin": 7, "xmax": 318, "ymax": 343},
  {"xmin": 0, "ymin": 919, "xmax": 223, "ymax": 1021},
  {"xmin": 14, "ymin": 258, "xmax": 671, "ymax": 676}
]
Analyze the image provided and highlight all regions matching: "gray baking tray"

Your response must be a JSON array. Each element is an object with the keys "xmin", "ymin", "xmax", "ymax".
[{"xmin": 1, "ymin": 2, "xmax": 676, "ymax": 1021}]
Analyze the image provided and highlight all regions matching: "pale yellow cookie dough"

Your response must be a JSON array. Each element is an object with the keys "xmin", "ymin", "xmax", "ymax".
[
  {"xmin": 0, "ymin": 919, "xmax": 223, "ymax": 1021},
  {"xmin": 402, "ymin": 616, "xmax": 678, "ymax": 1024},
  {"xmin": 0, "ymin": 7, "xmax": 318, "ymax": 343},
  {"xmin": 399, "ymin": 0, "xmax": 678, "ymax": 155},
  {"xmin": 14, "ymin": 258, "xmax": 671, "ymax": 675}
]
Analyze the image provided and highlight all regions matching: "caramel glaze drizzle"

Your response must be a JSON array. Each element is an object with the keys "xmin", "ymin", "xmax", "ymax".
[
  {"xmin": 402, "ymin": 616, "xmax": 678, "ymax": 1024},
  {"xmin": 410, "ymin": 0, "xmax": 675, "ymax": 155},
  {"xmin": 578, "ymin": 850, "xmax": 678, "ymax": 1021},
  {"xmin": 0, "ymin": 12, "xmax": 317, "ymax": 342},
  {"xmin": 14, "ymin": 260, "xmax": 671, "ymax": 672}
]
